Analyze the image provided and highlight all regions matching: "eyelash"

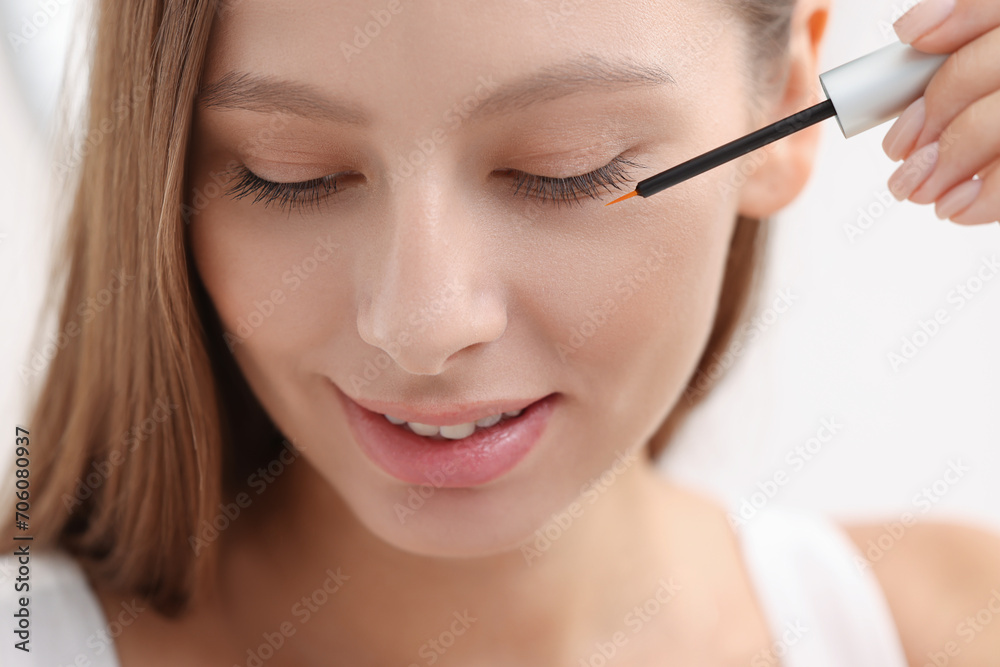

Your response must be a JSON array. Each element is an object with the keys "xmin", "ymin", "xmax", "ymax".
[
  {"xmin": 503, "ymin": 154, "xmax": 646, "ymax": 208},
  {"xmin": 224, "ymin": 154, "xmax": 646, "ymax": 213},
  {"xmin": 225, "ymin": 167, "xmax": 344, "ymax": 212}
]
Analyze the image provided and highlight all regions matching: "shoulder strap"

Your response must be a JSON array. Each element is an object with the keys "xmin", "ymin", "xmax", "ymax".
[{"xmin": 733, "ymin": 504, "xmax": 909, "ymax": 667}]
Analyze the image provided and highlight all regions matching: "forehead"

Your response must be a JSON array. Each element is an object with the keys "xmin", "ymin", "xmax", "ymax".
[{"xmin": 203, "ymin": 0, "xmax": 732, "ymax": 102}]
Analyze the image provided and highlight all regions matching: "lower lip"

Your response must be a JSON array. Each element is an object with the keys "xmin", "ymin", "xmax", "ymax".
[{"xmin": 333, "ymin": 384, "xmax": 558, "ymax": 488}]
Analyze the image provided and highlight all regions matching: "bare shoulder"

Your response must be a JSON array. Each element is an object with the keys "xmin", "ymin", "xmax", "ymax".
[{"xmin": 841, "ymin": 518, "xmax": 1000, "ymax": 667}]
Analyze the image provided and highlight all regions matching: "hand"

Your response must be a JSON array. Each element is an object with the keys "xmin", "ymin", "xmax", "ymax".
[{"xmin": 881, "ymin": 0, "xmax": 1000, "ymax": 225}]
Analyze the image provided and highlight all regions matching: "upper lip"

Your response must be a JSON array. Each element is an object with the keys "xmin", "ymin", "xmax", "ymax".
[{"xmin": 340, "ymin": 386, "xmax": 552, "ymax": 426}]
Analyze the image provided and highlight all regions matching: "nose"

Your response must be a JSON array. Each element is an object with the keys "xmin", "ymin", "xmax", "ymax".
[{"xmin": 356, "ymin": 175, "xmax": 507, "ymax": 375}]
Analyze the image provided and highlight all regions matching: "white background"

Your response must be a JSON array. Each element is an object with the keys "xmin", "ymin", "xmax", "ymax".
[{"xmin": 2, "ymin": 0, "xmax": 998, "ymax": 532}]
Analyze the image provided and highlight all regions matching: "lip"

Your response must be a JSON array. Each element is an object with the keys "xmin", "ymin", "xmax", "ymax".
[
  {"xmin": 346, "ymin": 394, "xmax": 546, "ymax": 427},
  {"xmin": 331, "ymin": 382, "xmax": 559, "ymax": 487}
]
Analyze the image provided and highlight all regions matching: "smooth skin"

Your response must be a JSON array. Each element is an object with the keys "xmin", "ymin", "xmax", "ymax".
[{"xmin": 92, "ymin": 0, "xmax": 1000, "ymax": 665}]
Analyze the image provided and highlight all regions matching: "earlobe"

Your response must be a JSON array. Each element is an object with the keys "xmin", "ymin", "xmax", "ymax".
[{"xmin": 735, "ymin": 0, "xmax": 832, "ymax": 220}]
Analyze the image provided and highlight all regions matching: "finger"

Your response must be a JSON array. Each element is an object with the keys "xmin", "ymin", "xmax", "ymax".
[
  {"xmin": 905, "ymin": 88, "xmax": 1000, "ymax": 205},
  {"xmin": 977, "ymin": 154, "xmax": 1000, "ymax": 182},
  {"xmin": 935, "ymin": 178, "xmax": 983, "ymax": 223},
  {"xmin": 949, "ymin": 167, "xmax": 1000, "ymax": 225},
  {"xmin": 895, "ymin": 0, "xmax": 1000, "ymax": 53},
  {"xmin": 909, "ymin": 25, "xmax": 1000, "ymax": 155}
]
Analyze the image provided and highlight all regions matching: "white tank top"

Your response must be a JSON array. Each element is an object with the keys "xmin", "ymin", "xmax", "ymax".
[
  {"xmin": 0, "ymin": 504, "xmax": 908, "ymax": 666},
  {"xmin": 733, "ymin": 503, "xmax": 909, "ymax": 666}
]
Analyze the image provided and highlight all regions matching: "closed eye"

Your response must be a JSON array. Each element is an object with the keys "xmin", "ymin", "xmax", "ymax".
[
  {"xmin": 498, "ymin": 154, "xmax": 646, "ymax": 209},
  {"xmin": 222, "ymin": 154, "xmax": 645, "ymax": 213},
  {"xmin": 224, "ymin": 167, "xmax": 357, "ymax": 212}
]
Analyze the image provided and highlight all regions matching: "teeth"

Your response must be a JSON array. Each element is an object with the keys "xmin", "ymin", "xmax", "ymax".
[
  {"xmin": 381, "ymin": 408, "xmax": 524, "ymax": 440},
  {"xmin": 475, "ymin": 414, "xmax": 502, "ymax": 428},
  {"xmin": 407, "ymin": 422, "xmax": 441, "ymax": 437},
  {"xmin": 439, "ymin": 422, "xmax": 476, "ymax": 439}
]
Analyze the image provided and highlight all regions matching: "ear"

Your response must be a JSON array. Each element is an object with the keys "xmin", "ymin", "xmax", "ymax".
[{"xmin": 736, "ymin": 0, "xmax": 832, "ymax": 220}]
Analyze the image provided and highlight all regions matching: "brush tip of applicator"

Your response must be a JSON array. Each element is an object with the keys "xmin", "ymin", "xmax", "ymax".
[{"xmin": 605, "ymin": 190, "xmax": 638, "ymax": 206}]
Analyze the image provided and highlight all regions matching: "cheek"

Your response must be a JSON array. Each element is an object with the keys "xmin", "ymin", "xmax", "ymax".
[
  {"xmin": 538, "ymin": 178, "xmax": 737, "ymax": 433},
  {"xmin": 188, "ymin": 198, "xmax": 349, "ymax": 357},
  {"xmin": 188, "ymin": 198, "xmax": 357, "ymax": 449}
]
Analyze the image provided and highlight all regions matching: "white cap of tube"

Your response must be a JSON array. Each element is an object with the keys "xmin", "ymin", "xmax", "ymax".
[{"xmin": 819, "ymin": 41, "xmax": 949, "ymax": 138}]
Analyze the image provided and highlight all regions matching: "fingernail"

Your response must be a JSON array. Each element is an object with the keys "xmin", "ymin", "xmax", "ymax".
[
  {"xmin": 935, "ymin": 178, "xmax": 983, "ymax": 220},
  {"xmin": 889, "ymin": 140, "xmax": 939, "ymax": 201},
  {"xmin": 883, "ymin": 97, "xmax": 926, "ymax": 162},
  {"xmin": 894, "ymin": 0, "xmax": 955, "ymax": 44}
]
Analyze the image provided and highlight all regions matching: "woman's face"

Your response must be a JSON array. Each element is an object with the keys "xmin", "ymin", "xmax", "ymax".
[{"xmin": 187, "ymin": 0, "xmax": 762, "ymax": 556}]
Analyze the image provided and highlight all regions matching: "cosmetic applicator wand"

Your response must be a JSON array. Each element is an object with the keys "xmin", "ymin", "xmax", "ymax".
[{"xmin": 606, "ymin": 41, "xmax": 949, "ymax": 206}]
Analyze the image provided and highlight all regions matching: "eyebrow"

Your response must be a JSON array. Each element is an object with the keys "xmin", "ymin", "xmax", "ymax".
[{"xmin": 196, "ymin": 53, "xmax": 674, "ymax": 127}]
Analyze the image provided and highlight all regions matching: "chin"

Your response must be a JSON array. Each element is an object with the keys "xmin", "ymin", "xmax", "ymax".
[{"xmin": 350, "ymin": 487, "xmax": 552, "ymax": 560}]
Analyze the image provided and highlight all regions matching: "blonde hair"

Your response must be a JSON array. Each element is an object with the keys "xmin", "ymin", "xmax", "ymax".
[{"xmin": 9, "ymin": 0, "xmax": 792, "ymax": 616}]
